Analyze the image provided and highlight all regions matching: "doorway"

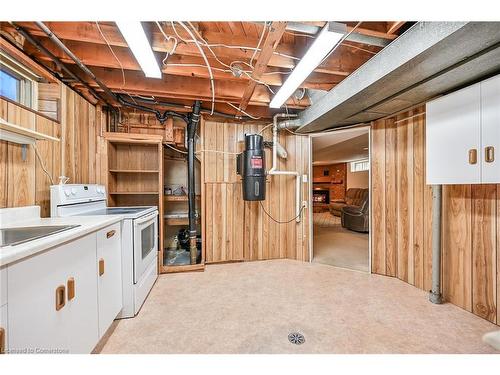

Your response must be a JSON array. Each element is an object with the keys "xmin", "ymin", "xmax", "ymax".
[{"xmin": 310, "ymin": 127, "xmax": 370, "ymax": 272}]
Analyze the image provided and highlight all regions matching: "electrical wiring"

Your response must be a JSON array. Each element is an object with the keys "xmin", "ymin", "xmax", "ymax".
[
  {"xmin": 250, "ymin": 22, "xmax": 268, "ymax": 67},
  {"xmin": 177, "ymin": 21, "xmax": 215, "ymax": 115},
  {"xmin": 164, "ymin": 143, "xmax": 188, "ymax": 154},
  {"xmin": 196, "ymin": 149, "xmax": 240, "ymax": 155},
  {"xmin": 341, "ymin": 42, "xmax": 377, "ymax": 55},
  {"xmin": 258, "ymin": 122, "xmax": 274, "ymax": 134},
  {"xmin": 224, "ymin": 101, "xmax": 261, "ymax": 120},
  {"xmin": 284, "ymin": 30, "xmax": 315, "ymax": 39},
  {"xmin": 33, "ymin": 143, "xmax": 54, "ymax": 185},
  {"xmin": 95, "ymin": 21, "xmax": 138, "ymax": 104},
  {"xmin": 155, "ymin": 21, "xmax": 178, "ymax": 65},
  {"xmin": 259, "ymin": 200, "xmax": 305, "ymax": 224},
  {"xmin": 319, "ymin": 21, "xmax": 363, "ymax": 67}
]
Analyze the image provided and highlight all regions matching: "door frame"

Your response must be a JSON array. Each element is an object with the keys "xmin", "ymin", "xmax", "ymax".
[{"xmin": 308, "ymin": 125, "xmax": 372, "ymax": 274}]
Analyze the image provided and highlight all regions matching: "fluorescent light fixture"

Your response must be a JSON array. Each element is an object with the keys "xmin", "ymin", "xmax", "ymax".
[
  {"xmin": 269, "ymin": 22, "xmax": 347, "ymax": 109},
  {"xmin": 116, "ymin": 21, "xmax": 162, "ymax": 79}
]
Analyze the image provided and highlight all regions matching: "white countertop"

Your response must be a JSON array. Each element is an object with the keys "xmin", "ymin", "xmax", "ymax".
[{"xmin": 0, "ymin": 215, "xmax": 124, "ymax": 266}]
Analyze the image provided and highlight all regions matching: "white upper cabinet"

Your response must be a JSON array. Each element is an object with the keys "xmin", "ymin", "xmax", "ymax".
[
  {"xmin": 426, "ymin": 74, "xmax": 500, "ymax": 185},
  {"xmin": 481, "ymin": 74, "xmax": 500, "ymax": 183}
]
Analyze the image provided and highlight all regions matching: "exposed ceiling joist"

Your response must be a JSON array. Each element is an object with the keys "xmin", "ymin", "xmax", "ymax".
[
  {"xmin": 82, "ymin": 66, "xmax": 309, "ymax": 109},
  {"xmin": 239, "ymin": 21, "xmax": 287, "ymax": 111},
  {"xmin": 9, "ymin": 22, "xmax": 371, "ymax": 78}
]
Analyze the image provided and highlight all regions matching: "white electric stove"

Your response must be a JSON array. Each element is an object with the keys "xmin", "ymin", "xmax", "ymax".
[{"xmin": 50, "ymin": 184, "xmax": 158, "ymax": 318}]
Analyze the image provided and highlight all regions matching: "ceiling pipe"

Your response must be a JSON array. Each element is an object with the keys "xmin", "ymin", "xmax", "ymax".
[
  {"xmin": 268, "ymin": 113, "xmax": 304, "ymax": 223},
  {"xmin": 35, "ymin": 22, "xmax": 118, "ymax": 103},
  {"xmin": 9, "ymin": 22, "xmax": 110, "ymax": 106},
  {"xmin": 429, "ymin": 185, "xmax": 443, "ymax": 304},
  {"xmin": 125, "ymin": 94, "xmax": 269, "ymax": 122}
]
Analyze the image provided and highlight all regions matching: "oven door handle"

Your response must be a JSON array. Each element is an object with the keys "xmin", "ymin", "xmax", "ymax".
[{"xmin": 134, "ymin": 211, "xmax": 158, "ymax": 226}]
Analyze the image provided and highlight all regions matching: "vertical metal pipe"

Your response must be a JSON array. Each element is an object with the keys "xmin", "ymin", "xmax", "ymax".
[
  {"xmin": 188, "ymin": 100, "xmax": 202, "ymax": 264},
  {"xmin": 429, "ymin": 184, "xmax": 443, "ymax": 304}
]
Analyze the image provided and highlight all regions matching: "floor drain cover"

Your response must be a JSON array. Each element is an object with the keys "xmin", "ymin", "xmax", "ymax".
[{"xmin": 288, "ymin": 332, "xmax": 305, "ymax": 345}]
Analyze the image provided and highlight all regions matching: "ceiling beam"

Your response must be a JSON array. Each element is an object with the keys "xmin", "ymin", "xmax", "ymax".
[
  {"xmin": 9, "ymin": 22, "xmax": 366, "ymax": 77},
  {"xmin": 81, "ymin": 66, "xmax": 309, "ymax": 108},
  {"xmin": 387, "ymin": 22, "xmax": 406, "ymax": 35},
  {"xmin": 0, "ymin": 36, "xmax": 57, "ymax": 83},
  {"xmin": 22, "ymin": 37, "xmax": 345, "ymax": 91},
  {"xmin": 239, "ymin": 21, "xmax": 287, "ymax": 111}
]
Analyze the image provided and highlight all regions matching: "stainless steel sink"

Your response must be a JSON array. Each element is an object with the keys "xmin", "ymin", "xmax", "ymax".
[{"xmin": 0, "ymin": 225, "xmax": 80, "ymax": 247}]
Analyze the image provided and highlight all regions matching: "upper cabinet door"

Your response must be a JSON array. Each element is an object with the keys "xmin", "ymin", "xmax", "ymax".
[
  {"xmin": 426, "ymin": 83, "xmax": 481, "ymax": 184},
  {"xmin": 481, "ymin": 75, "xmax": 500, "ymax": 183}
]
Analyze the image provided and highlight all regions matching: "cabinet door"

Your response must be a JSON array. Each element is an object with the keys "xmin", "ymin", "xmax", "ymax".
[
  {"xmin": 96, "ymin": 223, "xmax": 123, "ymax": 338},
  {"xmin": 7, "ymin": 234, "xmax": 98, "ymax": 354},
  {"xmin": 481, "ymin": 75, "xmax": 500, "ymax": 183},
  {"xmin": 0, "ymin": 304, "xmax": 7, "ymax": 354},
  {"xmin": 426, "ymin": 83, "xmax": 481, "ymax": 184}
]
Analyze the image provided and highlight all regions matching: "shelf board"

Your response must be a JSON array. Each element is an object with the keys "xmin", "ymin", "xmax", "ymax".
[
  {"xmin": 109, "ymin": 191, "xmax": 159, "ymax": 195},
  {"xmin": 164, "ymin": 195, "xmax": 200, "ymax": 202},
  {"xmin": 162, "ymin": 263, "xmax": 205, "ymax": 273},
  {"xmin": 109, "ymin": 169, "xmax": 159, "ymax": 173},
  {"xmin": 164, "ymin": 216, "xmax": 199, "ymax": 226},
  {"xmin": 0, "ymin": 117, "xmax": 59, "ymax": 143}
]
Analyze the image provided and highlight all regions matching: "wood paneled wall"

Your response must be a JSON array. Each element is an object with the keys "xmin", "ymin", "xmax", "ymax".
[
  {"xmin": 0, "ymin": 84, "xmax": 104, "ymax": 217},
  {"xmin": 202, "ymin": 120, "xmax": 310, "ymax": 263},
  {"xmin": 371, "ymin": 106, "xmax": 500, "ymax": 325}
]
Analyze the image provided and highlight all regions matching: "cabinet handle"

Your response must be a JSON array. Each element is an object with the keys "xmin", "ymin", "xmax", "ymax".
[
  {"xmin": 468, "ymin": 149, "xmax": 478, "ymax": 165},
  {"xmin": 0, "ymin": 327, "xmax": 5, "ymax": 354},
  {"xmin": 55, "ymin": 285, "xmax": 66, "ymax": 311},
  {"xmin": 106, "ymin": 230, "xmax": 116, "ymax": 239},
  {"xmin": 67, "ymin": 277, "xmax": 75, "ymax": 301},
  {"xmin": 485, "ymin": 146, "xmax": 495, "ymax": 163},
  {"xmin": 98, "ymin": 258, "xmax": 105, "ymax": 276}
]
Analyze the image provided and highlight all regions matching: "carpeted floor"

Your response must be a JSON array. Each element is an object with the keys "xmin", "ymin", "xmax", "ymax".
[
  {"xmin": 98, "ymin": 260, "xmax": 498, "ymax": 354},
  {"xmin": 313, "ymin": 212, "xmax": 369, "ymax": 272}
]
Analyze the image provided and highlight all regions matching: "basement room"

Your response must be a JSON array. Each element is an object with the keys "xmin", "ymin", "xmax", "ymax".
[{"xmin": 1, "ymin": 1, "xmax": 500, "ymax": 372}]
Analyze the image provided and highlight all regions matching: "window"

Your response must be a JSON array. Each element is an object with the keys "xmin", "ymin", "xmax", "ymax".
[
  {"xmin": 0, "ymin": 53, "xmax": 36, "ymax": 108},
  {"xmin": 350, "ymin": 159, "xmax": 369, "ymax": 172},
  {"xmin": 0, "ymin": 69, "xmax": 20, "ymax": 101}
]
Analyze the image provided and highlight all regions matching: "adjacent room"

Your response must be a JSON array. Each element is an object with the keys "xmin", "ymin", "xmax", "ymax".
[
  {"xmin": 312, "ymin": 128, "xmax": 370, "ymax": 272},
  {"xmin": 1, "ymin": 9, "xmax": 500, "ymax": 367}
]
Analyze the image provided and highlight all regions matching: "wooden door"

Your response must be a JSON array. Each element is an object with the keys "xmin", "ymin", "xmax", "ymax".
[
  {"xmin": 426, "ymin": 83, "xmax": 481, "ymax": 184},
  {"xmin": 96, "ymin": 222, "xmax": 123, "ymax": 338},
  {"xmin": 7, "ymin": 234, "xmax": 99, "ymax": 354},
  {"xmin": 481, "ymin": 74, "xmax": 500, "ymax": 183}
]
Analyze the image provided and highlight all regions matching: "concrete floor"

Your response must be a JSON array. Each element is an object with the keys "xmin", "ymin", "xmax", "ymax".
[
  {"xmin": 313, "ymin": 213, "xmax": 369, "ymax": 272},
  {"xmin": 98, "ymin": 260, "xmax": 498, "ymax": 354}
]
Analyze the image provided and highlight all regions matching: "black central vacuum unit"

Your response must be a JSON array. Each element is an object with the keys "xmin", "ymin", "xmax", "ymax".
[{"xmin": 237, "ymin": 134, "xmax": 266, "ymax": 201}]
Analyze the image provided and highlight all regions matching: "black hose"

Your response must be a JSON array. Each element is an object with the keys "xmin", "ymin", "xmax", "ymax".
[
  {"xmin": 116, "ymin": 94, "xmax": 189, "ymax": 124},
  {"xmin": 124, "ymin": 94, "xmax": 264, "ymax": 121}
]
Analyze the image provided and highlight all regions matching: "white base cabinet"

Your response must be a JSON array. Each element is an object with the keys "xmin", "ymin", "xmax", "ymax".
[
  {"xmin": 7, "ymin": 234, "xmax": 98, "ymax": 354},
  {"xmin": 4, "ymin": 223, "xmax": 123, "ymax": 354},
  {"xmin": 96, "ymin": 222, "xmax": 122, "ymax": 338},
  {"xmin": 426, "ymin": 74, "xmax": 500, "ymax": 184}
]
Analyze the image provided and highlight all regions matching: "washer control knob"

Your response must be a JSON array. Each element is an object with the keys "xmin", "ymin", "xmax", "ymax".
[
  {"xmin": 71, "ymin": 188, "xmax": 77, "ymax": 196},
  {"xmin": 64, "ymin": 189, "xmax": 71, "ymax": 197}
]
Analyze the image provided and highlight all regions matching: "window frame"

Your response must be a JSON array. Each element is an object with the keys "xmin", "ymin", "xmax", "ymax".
[
  {"xmin": 350, "ymin": 158, "xmax": 370, "ymax": 173},
  {"xmin": 0, "ymin": 51, "xmax": 38, "ymax": 109}
]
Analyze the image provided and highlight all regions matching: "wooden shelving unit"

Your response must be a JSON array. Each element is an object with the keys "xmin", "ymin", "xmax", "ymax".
[{"xmin": 104, "ymin": 132, "xmax": 164, "ymax": 269}]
